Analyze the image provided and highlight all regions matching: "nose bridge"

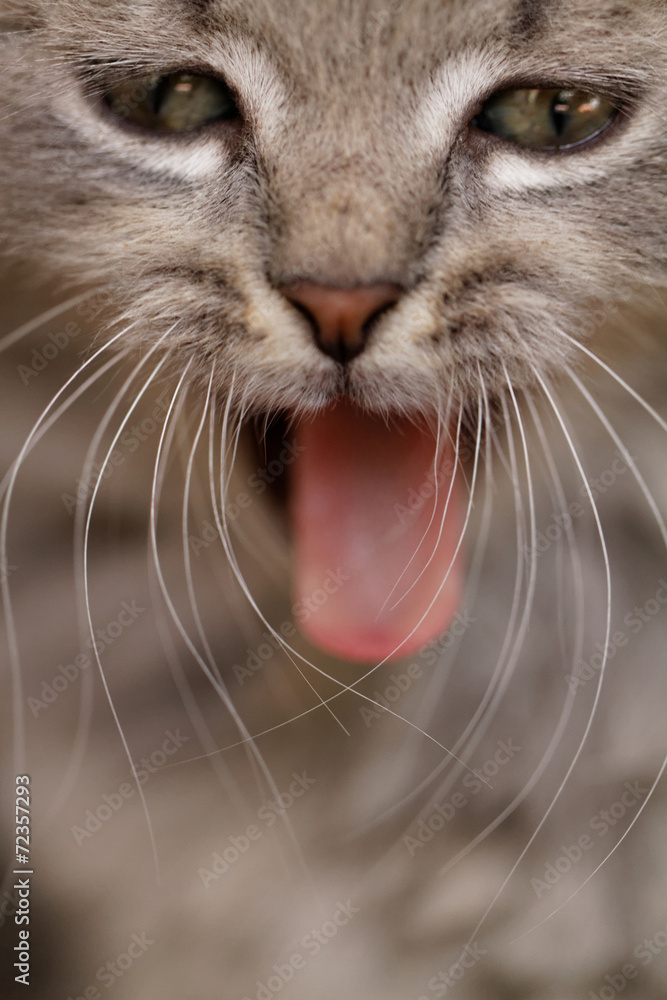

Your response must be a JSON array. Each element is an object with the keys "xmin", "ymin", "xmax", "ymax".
[
  {"xmin": 289, "ymin": 179, "xmax": 391, "ymax": 276},
  {"xmin": 266, "ymin": 128, "xmax": 418, "ymax": 286}
]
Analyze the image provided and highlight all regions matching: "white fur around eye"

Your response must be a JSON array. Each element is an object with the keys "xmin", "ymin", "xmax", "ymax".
[
  {"xmin": 106, "ymin": 134, "xmax": 224, "ymax": 180},
  {"xmin": 484, "ymin": 149, "xmax": 613, "ymax": 192},
  {"xmin": 414, "ymin": 49, "xmax": 504, "ymax": 155},
  {"xmin": 483, "ymin": 110, "xmax": 655, "ymax": 193},
  {"xmin": 49, "ymin": 78, "xmax": 227, "ymax": 181},
  {"xmin": 207, "ymin": 38, "xmax": 289, "ymax": 145},
  {"xmin": 112, "ymin": 138, "xmax": 224, "ymax": 182}
]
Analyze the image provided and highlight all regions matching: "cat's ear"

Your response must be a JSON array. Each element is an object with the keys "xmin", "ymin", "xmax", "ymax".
[{"xmin": 0, "ymin": 0, "xmax": 43, "ymax": 33}]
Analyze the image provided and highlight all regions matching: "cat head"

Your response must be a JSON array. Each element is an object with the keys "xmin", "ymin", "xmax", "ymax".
[{"xmin": 1, "ymin": 0, "xmax": 666, "ymax": 418}]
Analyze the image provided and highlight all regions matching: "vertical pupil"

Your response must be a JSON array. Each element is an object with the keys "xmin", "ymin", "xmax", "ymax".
[
  {"xmin": 550, "ymin": 92, "xmax": 573, "ymax": 137},
  {"xmin": 150, "ymin": 76, "xmax": 171, "ymax": 116}
]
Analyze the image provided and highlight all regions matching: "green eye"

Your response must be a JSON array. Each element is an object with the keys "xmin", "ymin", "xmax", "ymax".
[
  {"xmin": 472, "ymin": 88, "xmax": 618, "ymax": 150},
  {"xmin": 104, "ymin": 72, "xmax": 239, "ymax": 132}
]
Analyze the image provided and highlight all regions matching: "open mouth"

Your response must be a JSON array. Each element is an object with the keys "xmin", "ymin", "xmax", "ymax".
[{"xmin": 252, "ymin": 400, "xmax": 465, "ymax": 664}]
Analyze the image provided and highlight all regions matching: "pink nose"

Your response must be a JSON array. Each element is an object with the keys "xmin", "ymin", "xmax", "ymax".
[{"xmin": 282, "ymin": 281, "xmax": 402, "ymax": 364}]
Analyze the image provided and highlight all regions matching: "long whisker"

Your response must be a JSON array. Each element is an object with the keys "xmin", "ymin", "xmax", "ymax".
[
  {"xmin": 181, "ymin": 369, "xmax": 222, "ymax": 668},
  {"xmin": 527, "ymin": 391, "xmax": 586, "ymax": 690},
  {"xmin": 384, "ymin": 408, "xmax": 462, "ymax": 614},
  {"xmin": 376, "ymin": 394, "xmax": 484, "ymax": 665},
  {"xmin": 192, "ymin": 394, "xmax": 485, "ymax": 780},
  {"xmin": 366, "ymin": 369, "xmax": 499, "ymax": 825},
  {"xmin": 408, "ymin": 387, "xmax": 529, "ymax": 815},
  {"xmin": 210, "ymin": 391, "xmax": 351, "ymax": 737},
  {"xmin": 0, "ymin": 290, "xmax": 93, "ymax": 354},
  {"xmin": 555, "ymin": 329, "xmax": 667, "ymax": 435},
  {"xmin": 215, "ymin": 394, "xmax": 292, "ymax": 588},
  {"xmin": 2, "ymin": 325, "xmax": 134, "ymax": 770},
  {"xmin": 370, "ymin": 380, "xmax": 534, "ymax": 856},
  {"xmin": 456, "ymin": 368, "xmax": 613, "ymax": 952},
  {"xmin": 151, "ymin": 375, "xmax": 314, "ymax": 880},
  {"xmin": 73, "ymin": 333, "xmax": 176, "ymax": 605},
  {"xmin": 177, "ymin": 679, "xmax": 491, "ymax": 787},
  {"xmin": 449, "ymin": 389, "xmax": 528, "ymax": 750},
  {"xmin": 49, "ymin": 331, "xmax": 180, "ymax": 818},
  {"xmin": 49, "ymin": 349, "xmax": 172, "ymax": 821},
  {"xmin": 566, "ymin": 366, "xmax": 667, "ymax": 548},
  {"xmin": 189, "ymin": 394, "xmax": 490, "ymax": 786},
  {"xmin": 376, "ymin": 401, "xmax": 448, "ymax": 617},
  {"xmin": 147, "ymin": 557, "xmax": 247, "ymax": 809},
  {"xmin": 368, "ymin": 400, "xmax": 493, "ymax": 834},
  {"xmin": 436, "ymin": 392, "xmax": 585, "ymax": 878},
  {"xmin": 513, "ymin": 366, "xmax": 667, "ymax": 933},
  {"xmin": 83, "ymin": 350, "xmax": 173, "ymax": 880},
  {"xmin": 167, "ymin": 388, "xmax": 488, "ymax": 780},
  {"xmin": 0, "ymin": 350, "xmax": 127, "ymax": 502},
  {"xmin": 368, "ymin": 395, "xmax": 521, "ymax": 836},
  {"xmin": 168, "ymin": 372, "xmax": 250, "ymax": 805}
]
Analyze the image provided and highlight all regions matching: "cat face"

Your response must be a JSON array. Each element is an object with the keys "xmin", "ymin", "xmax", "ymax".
[
  {"xmin": 2, "ymin": 0, "xmax": 666, "ymax": 419},
  {"xmin": 2, "ymin": 0, "xmax": 667, "ymax": 659}
]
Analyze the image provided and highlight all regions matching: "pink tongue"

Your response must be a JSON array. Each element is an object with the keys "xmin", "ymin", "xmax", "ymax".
[{"xmin": 290, "ymin": 401, "xmax": 464, "ymax": 662}]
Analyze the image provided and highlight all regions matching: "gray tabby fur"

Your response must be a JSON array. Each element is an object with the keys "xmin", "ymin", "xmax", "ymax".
[{"xmin": 0, "ymin": 1, "xmax": 666, "ymax": 998}]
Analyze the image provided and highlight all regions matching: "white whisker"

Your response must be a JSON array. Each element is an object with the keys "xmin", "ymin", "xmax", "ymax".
[
  {"xmin": 183, "ymin": 393, "xmax": 490, "ymax": 789},
  {"xmin": 149, "ymin": 374, "xmax": 314, "ymax": 882},
  {"xmin": 456, "ymin": 368, "xmax": 612, "ymax": 950},
  {"xmin": 83, "ymin": 349, "xmax": 172, "ymax": 880},
  {"xmin": 0, "ymin": 351, "xmax": 126, "ymax": 502},
  {"xmin": 377, "ymin": 379, "xmax": 536, "ymax": 863},
  {"xmin": 566, "ymin": 366, "xmax": 667, "ymax": 549},
  {"xmin": 0, "ymin": 290, "xmax": 93, "ymax": 354},
  {"xmin": 209, "ymin": 390, "xmax": 352, "ymax": 737},
  {"xmin": 2, "ymin": 324, "xmax": 135, "ymax": 770},
  {"xmin": 514, "ymin": 366, "xmax": 667, "ymax": 929},
  {"xmin": 384, "ymin": 409, "xmax": 461, "ymax": 614},
  {"xmin": 437, "ymin": 392, "xmax": 585, "ymax": 877},
  {"xmin": 354, "ymin": 382, "xmax": 498, "ymax": 834},
  {"xmin": 556, "ymin": 329, "xmax": 667, "ymax": 435}
]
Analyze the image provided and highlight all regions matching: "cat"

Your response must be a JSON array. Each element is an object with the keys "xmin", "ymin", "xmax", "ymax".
[{"xmin": 1, "ymin": 0, "xmax": 666, "ymax": 997}]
